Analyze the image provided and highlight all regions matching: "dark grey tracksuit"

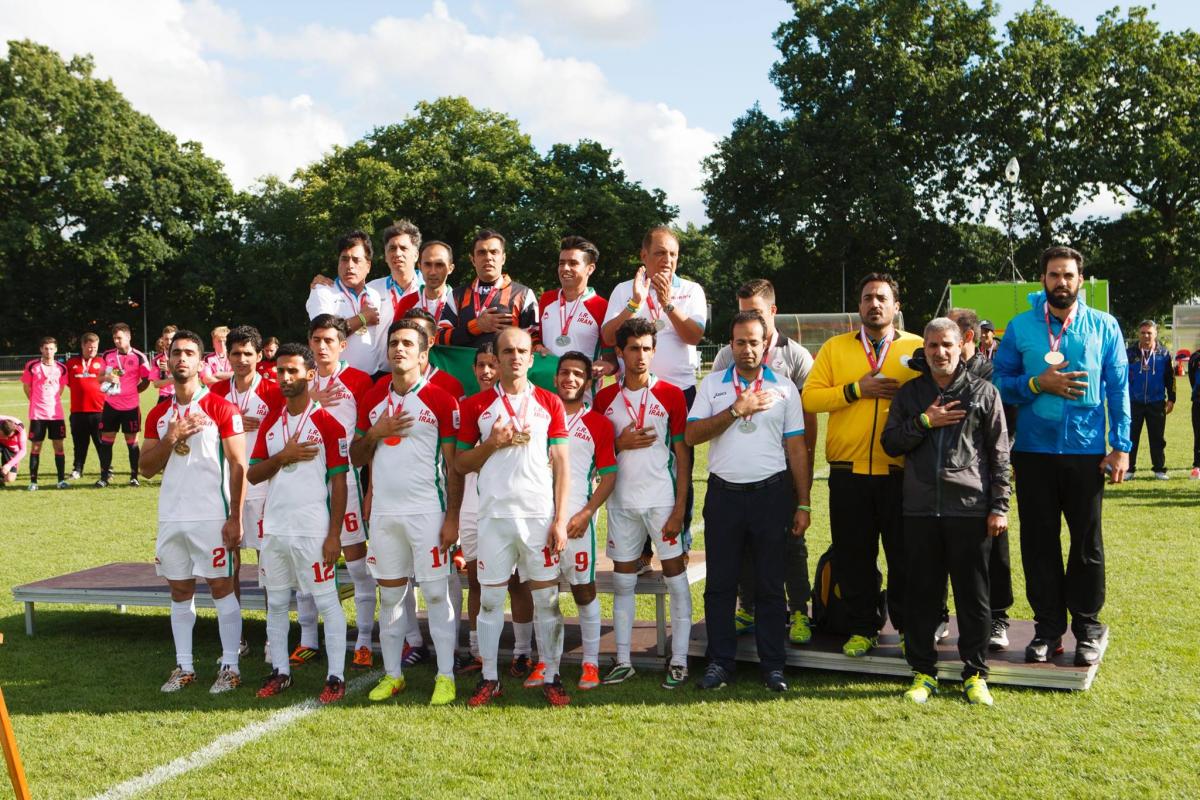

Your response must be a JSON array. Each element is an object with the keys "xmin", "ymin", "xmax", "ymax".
[{"xmin": 881, "ymin": 365, "xmax": 1011, "ymax": 679}]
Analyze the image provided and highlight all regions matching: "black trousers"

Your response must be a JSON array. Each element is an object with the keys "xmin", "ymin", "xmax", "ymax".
[
  {"xmin": 737, "ymin": 532, "xmax": 810, "ymax": 616},
  {"xmin": 69, "ymin": 412, "xmax": 102, "ymax": 472},
  {"xmin": 1129, "ymin": 401, "xmax": 1166, "ymax": 473},
  {"xmin": 941, "ymin": 527, "xmax": 1012, "ymax": 622},
  {"xmin": 1012, "ymin": 452, "xmax": 1106, "ymax": 640},
  {"xmin": 703, "ymin": 473, "xmax": 792, "ymax": 673},
  {"xmin": 905, "ymin": 516, "xmax": 991, "ymax": 680},
  {"xmin": 828, "ymin": 469, "xmax": 906, "ymax": 636},
  {"xmin": 1192, "ymin": 399, "xmax": 1200, "ymax": 468}
]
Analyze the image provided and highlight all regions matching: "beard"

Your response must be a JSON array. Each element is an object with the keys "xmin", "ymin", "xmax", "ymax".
[{"xmin": 1045, "ymin": 286, "xmax": 1078, "ymax": 309}]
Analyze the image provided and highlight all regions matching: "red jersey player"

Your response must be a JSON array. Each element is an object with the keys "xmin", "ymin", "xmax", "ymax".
[{"xmin": 65, "ymin": 332, "xmax": 106, "ymax": 479}]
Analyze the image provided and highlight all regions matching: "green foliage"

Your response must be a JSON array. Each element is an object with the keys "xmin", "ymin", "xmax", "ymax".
[{"xmin": 0, "ymin": 40, "xmax": 233, "ymax": 351}]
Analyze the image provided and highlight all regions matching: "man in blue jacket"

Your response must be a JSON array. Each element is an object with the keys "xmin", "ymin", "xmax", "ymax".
[
  {"xmin": 1126, "ymin": 320, "xmax": 1176, "ymax": 480},
  {"xmin": 993, "ymin": 246, "xmax": 1130, "ymax": 667}
]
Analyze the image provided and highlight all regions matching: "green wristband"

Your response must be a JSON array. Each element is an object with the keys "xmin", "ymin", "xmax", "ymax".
[
  {"xmin": 626, "ymin": 300, "xmax": 640, "ymax": 314},
  {"xmin": 796, "ymin": 505, "xmax": 812, "ymax": 512}
]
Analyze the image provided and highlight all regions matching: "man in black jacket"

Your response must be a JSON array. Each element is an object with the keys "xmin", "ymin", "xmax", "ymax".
[{"xmin": 882, "ymin": 318, "xmax": 1010, "ymax": 706}]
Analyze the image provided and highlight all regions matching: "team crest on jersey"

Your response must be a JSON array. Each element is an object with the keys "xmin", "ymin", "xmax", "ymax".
[
  {"xmin": 338, "ymin": 437, "xmax": 349, "ymax": 458},
  {"xmin": 231, "ymin": 415, "xmax": 245, "ymax": 434},
  {"xmin": 452, "ymin": 410, "xmax": 460, "ymax": 428},
  {"xmin": 480, "ymin": 410, "xmax": 493, "ymax": 421}
]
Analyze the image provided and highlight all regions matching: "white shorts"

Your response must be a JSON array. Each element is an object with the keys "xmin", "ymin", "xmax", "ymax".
[
  {"xmin": 260, "ymin": 534, "xmax": 339, "ymax": 596},
  {"xmin": 606, "ymin": 506, "xmax": 683, "ymax": 562},
  {"xmin": 366, "ymin": 512, "xmax": 448, "ymax": 582},
  {"xmin": 242, "ymin": 496, "xmax": 266, "ymax": 551},
  {"xmin": 155, "ymin": 520, "xmax": 233, "ymax": 581},
  {"xmin": 477, "ymin": 516, "xmax": 557, "ymax": 585},
  {"xmin": 340, "ymin": 479, "xmax": 367, "ymax": 547},
  {"xmin": 459, "ymin": 510, "xmax": 479, "ymax": 562},
  {"xmin": 559, "ymin": 519, "xmax": 597, "ymax": 586}
]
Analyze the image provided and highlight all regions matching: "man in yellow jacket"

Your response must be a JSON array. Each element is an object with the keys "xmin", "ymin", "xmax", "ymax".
[{"xmin": 803, "ymin": 273, "xmax": 922, "ymax": 657}]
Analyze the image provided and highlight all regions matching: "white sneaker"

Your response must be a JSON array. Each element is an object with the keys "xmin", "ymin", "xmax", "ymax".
[
  {"xmin": 69, "ymin": 469, "xmax": 81, "ymax": 480},
  {"xmin": 1154, "ymin": 471, "xmax": 1169, "ymax": 481},
  {"xmin": 934, "ymin": 620, "xmax": 950, "ymax": 641},
  {"xmin": 26, "ymin": 483, "xmax": 38, "ymax": 492}
]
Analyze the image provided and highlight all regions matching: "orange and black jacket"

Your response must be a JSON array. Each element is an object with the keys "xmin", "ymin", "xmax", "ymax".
[{"xmin": 438, "ymin": 275, "xmax": 539, "ymax": 348}]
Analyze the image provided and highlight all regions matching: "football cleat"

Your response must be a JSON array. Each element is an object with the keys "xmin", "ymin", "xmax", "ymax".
[
  {"xmin": 467, "ymin": 678, "xmax": 503, "ymax": 708},
  {"xmin": 160, "ymin": 666, "xmax": 196, "ymax": 693},
  {"xmin": 256, "ymin": 669, "xmax": 292, "ymax": 698},
  {"xmin": 289, "ymin": 645, "xmax": 321, "ymax": 667},
  {"xmin": 368, "ymin": 674, "xmax": 406, "ymax": 702},
  {"xmin": 351, "ymin": 646, "xmax": 373, "ymax": 669},
  {"xmin": 524, "ymin": 662, "xmax": 547, "ymax": 688},
  {"xmin": 319, "ymin": 675, "xmax": 346, "ymax": 704},
  {"xmin": 578, "ymin": 662, "xmax": 601, "ymax": 691},
  {"xmin": 209, "ymin": 665, "xmax": 242, "ymax": 694}
]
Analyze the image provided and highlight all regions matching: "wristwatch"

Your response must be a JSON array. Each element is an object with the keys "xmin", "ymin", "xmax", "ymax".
[
  {"xmin": 664, "ymin": 302, "xmax": 676, "ymax": 314},
  {"xmin": 729, "ymin": 406, "xmax": 741, "ymax": 419}
]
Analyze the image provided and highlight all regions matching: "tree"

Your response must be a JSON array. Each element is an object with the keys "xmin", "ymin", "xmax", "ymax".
[
  {"xmin": 703, "ymin": 0, "xmax": 997, "ymax": 316},
  {"xmin": 975, "ymin": 1, "xmax": 1101, "ymax": 246},
  {"xmin": 1086, "ymin": 7, "xmax": 1200, "ymax": 301},
  {"xmin": 0, "ymin": 40, "xmax": 233, "ymax": 351}
]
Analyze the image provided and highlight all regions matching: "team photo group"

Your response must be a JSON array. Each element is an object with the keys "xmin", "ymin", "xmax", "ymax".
[{"xmin": 4, "ymin": 221, "xmax": 1133, "ymax": 711}]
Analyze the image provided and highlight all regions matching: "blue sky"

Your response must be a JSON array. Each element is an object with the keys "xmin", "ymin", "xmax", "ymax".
[{"xmin": 3, "ymin": 1, "xmax": 1198, "ymax": 224}]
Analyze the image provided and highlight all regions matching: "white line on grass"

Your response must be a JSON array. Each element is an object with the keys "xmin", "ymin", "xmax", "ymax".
[{"xmin": 88, "ymin": 671, "xmax": 379, "ymax": 800}]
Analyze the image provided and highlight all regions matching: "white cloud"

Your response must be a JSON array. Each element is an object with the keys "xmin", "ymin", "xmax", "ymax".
[
  {"xmin": 0, "ymin": 0, "xmax": 346, "ymax": 188},
  {"xmin": 514, "ymin": 0, "xmax": 656, "ymax": 42},
  {"xmin": 0, "ymin": 0, "xmax": 715, "ymax": 222}
]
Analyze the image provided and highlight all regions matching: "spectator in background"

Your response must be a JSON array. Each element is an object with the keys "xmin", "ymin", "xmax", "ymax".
[
  {"xmin": 258, "ymin": 337, "xmax": 279, "ymax": 381},
  {"xmin": 978, "ymin": 320, "xmax": 997, "ymax": 361},
  {"xmin": 154, "ymin": 326, "xmax": 179, "ymax": 403},
  {"xmin": 0, "ymin": 416, "xmax": 27, "ymax": 487},
  {"xmin": 96, "ymin": 322, "xmax": 152, "ymax": 488},
  {"xmin": 20, "ymin": 337, "xmax": 68, "ymax": 489},
  {"xmin": 203, "ymin": 326, "xmax": 234, "ymax": 385},
  {"xmin": 1126, "ymin": 320, "xmax": 1175, "ymax": 480},
  {"xmin": 65, "ymin": 333, "xmax": 106, "ymax": 479}
]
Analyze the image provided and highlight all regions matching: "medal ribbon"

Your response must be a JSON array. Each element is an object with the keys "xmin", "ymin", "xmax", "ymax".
[
  {"xmin": 386, "ymin": 378, "xmax": 425, "ymax": 419},
  {"xmin": 282, "ymin": 400, "xmax": 316, "ymax": 442},
  {"xmin": 565, "ymin": 405, "xmax": 588, "ymax": 436},
  {"xmin": 620, "ymin": 383, "xmax": 651, "ymax": 429},
  {"xmin": 558, "ymin": 289, "xmax": 585, "ymax": 339},
  {"xmin": 229, "ymin": 373, "xmax": 260, "ymax": 414},
  {"xmin": 418, "ymin": 286, "xmax": 447, "ymax": 320},
  {"xmin": 646, "ymin": 294, "xmax": 663, "ymax": 326},
  {"xmin": 733, "ymin": 369, "xmax": 765, "ymax": 425},
  {"xmin": 336, "ymin": 278, "xmax": 365, "ymax": 315},
  {"xmin": 496, "ymin": 385, "xmax": 532, "ymax": 434},
  {"xmin": 471, "ymin": 279, "xmax": 502, "ymax": 316},
  {"xmin": 171, "ymin": 387, "xmax": 208, "ymax": 428},
  {"xmin": 1044, "ymin": 302, "xmax": 1077, "ymax": 355},
  {"xmin": 1141, "ymin": 349, "xmax": 1152, "ymax": 372},
  {"xmin": 312, "ymin": 361, "xmax": 346, "ymax": 393},
  {"xmin": 859, "ymin": 327, "xmax": 893, "ymax": 373}
]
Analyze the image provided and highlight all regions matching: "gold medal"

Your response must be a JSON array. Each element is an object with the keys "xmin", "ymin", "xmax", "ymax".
[
  {"xmin": 173, "ymin": 441, "xmax": 190, "ymax": 456},
  {"xmin": 513, "ymin": 431, "xmax": 531, "ymax": 445}
]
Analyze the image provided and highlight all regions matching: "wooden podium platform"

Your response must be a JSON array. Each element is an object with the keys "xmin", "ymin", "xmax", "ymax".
[{"xmin": 685, "ymin": 618, "xmax": 1106, "ymax": 690}]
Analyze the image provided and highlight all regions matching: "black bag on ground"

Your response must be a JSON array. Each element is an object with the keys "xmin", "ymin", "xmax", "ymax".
[{"xmin": 810, "ymin": 547, "xmax": 887, "ymax": 635}]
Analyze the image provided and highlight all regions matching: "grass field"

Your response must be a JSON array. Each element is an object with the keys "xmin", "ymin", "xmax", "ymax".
[{"xmin": 1, "ymin": 379, "xmax": 1198, "ymax": 799}]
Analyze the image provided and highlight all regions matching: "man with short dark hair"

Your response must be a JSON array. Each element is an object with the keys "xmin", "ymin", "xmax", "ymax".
[
  {"xmin": 412, "ymin": 240, "xmax": 457, "ymax": 334},
  {"xmin": 65, "ymin": 333, "xmax": 105, "ymax": 479},
  {"xmin": 803, "ymin": 273, "xmax": 923, "ymax": 658},
  {"xmin": 978, "ymin": 320, "xmax": 997, "ymax": 361},
  {"xmin": 96, "ymin": 322, "xmax": 152, "ymax": 488},
  {"xmin": 688, "ymin": 311, "xmax": 810, "ymax": 693},
  {"xmin": 439, "ymin": 230, "xmax": 538, "ymax": 348},
  {"xmin": 593, "ymin": 317, "xmax": 692, "ymax": 689},
  {"xmin": 993, "ymin": 246, "xmax": 1130, "ymax": 667},
  {"xmin": 306, "ymin": 231, "xmax": 386, "ymax": 375},
  {"xmin": 141, "ymin": 330, "xmax": 247, "ymax": 694},
  {"xmin": 882, "ymin": 318, "xmax": 1010, "ymax": 706},
  {"xmin": 1126, "ymin": 320, "xmax": 1175, "ymax": 480},
  {"xmin": 21, "ymin": 336, "xmax": 68, "ymax": 489},
  {"xmin": 712, "ymin": 279, "xmax": 817, "ymax": 643},
  {"xmin": 536, "ymin": 237, "xmax": 615, "ymax": 378}
]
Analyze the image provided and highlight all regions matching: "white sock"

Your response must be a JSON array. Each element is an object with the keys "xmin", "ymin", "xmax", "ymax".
[
  {"xmin": 469, "ymin": 629, "xmax": 479, "ymax": 659},
  {"xmin": 613, "ymin": 571, "xmax": 638, "ymax": 665},
  {"xmin": 477, "ymin": 584, "xmax": 508, "ymax": 681},
  {"xmin": 578, "ymin": 598, "xmax": 601, "ymax": 666},
  {"xmin": 266, "ymin": 593, "xmax": 292, "ymax": 675},
  {"xmin": 665, "ymin": 572, "xmax": 692, "ymax": 667},
  {"xmin": 378, "ymin": 584, "xmax": 409, "ymax": 680},
  {"xmin": 170, "ymin": 598, "xmax": 196, "ymax": 673},
  {"xmin": 513, "ymin": 621, "xmax": 533, "ymax": 658},
  {"xmin": 213, "ymin": 593, "xmax": 242, "ymax": 672},
  {"xmin": 421, "ymin": 578, "xmax": 456, "ymax": 678},
  {"xmin": 315, "ymin": 591, "xmax": 347, "ymax": 680},
  {"xmin": 346, "ymin": 557, "xmax": 377, "ymax": 649},
  {"xmin": 532, "ymin": 586, "xmax": 563, "ymax": 681},
  {"xmin": 403, "ymin": 586, "xmax": 424, "ymax": 647},
  {"xmin": 297, "ymin": 592, "xmax": 319, "ymax": 649}
]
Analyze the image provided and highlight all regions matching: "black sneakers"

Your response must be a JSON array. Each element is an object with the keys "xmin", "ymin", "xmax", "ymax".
[
  {"xmin": 1024, "ymin": 636, "xmax": 1064, "ymax": 663},
  {"xmin": 698, "ymin": 663, "xmax": 731, "ymax": 690}
]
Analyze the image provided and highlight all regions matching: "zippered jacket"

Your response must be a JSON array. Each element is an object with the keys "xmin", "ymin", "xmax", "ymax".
[
  {"xmin": 1125, "ymin": 343, "xmax": 1175, "ymax": 405},
  {"xmin": 803, "ymin": 328, "xmax": 923, "ymax": 475},
  {"xmin": 881, "ymin": 365, "xmax": 1010, "ymax": 517},
  {"xmin": 993, "ymin": 293, "xmax": 1131, "ymax": 454}
]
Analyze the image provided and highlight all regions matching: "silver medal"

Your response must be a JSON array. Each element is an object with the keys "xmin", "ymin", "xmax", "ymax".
[
  {"xmin": 739, "ymin": 420, "xmax": 757, "ymax": 433},
  {"xmin": 555, "ymin": 335, "xmax": 571, "ymax": 347},
  {"xmin": 283, "ymin": 462, "xmax": 298, "ymax": 473},
  {"xmin": 654, "ymin": 318, "xmax": 667, "ymax": 332},
  {"xmin": 1044, "ymin": 351, "xmax": 1065, "ymax": 366}
]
